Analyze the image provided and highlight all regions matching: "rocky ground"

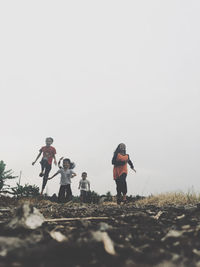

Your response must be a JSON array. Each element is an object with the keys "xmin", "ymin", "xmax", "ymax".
[{"xmin": 1, "ymin": 196, "xmax": 200, "ymax": 267}]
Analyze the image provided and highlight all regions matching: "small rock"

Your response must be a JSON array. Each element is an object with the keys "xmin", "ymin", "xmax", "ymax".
[
  {"xmin": 155, "ymin": 261, "xmax": 177, "ymax": 267},
  {"xmin": 50, "ymin": 230, "xmax": 68, "ymax": 242},
  {"xmin": 173, "ymin": 241, "xmax": 180, "ymax": 246},
  {"xmin": 98, "ymin": 222, "xmax": 112, "ymax": 232},
  {"xmin": 193, "ymin": 249, "xmax": 200, "ymax": 256},
  {"xmin": 7, "ymin": 203, "xmax": 45, "ymax": 230},
  {"xmin": 91, "ymin": 231, "xmax": 116, "ymax": 255},
  {"xmin": 152, "ymin": 211, "xmax": 163, "ymax": 220},
  {"xmin": 181, "ymin": 225, "xmax": 190, "ymax": 230},
  {"xmin": 161, "ymin": 230, "xmax": 183, "ymax": 241},
  {"xmin": 176, "ymin": 214, "xmax": 185, "ymax": 220},
  {"xmin": 0, "ymin": 237, "xmax": 24, "ymax": 257}
]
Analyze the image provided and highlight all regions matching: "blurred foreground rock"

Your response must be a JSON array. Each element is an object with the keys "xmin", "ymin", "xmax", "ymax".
[
  {"xmin": 0, "ymin": 200, "xmax": 200, "ymax": 266},
  {"xmin": 7, "ymin": 203, "xmax": 45, "ymax": 230}
]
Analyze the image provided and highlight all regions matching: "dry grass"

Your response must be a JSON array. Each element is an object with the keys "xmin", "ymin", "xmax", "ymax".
[{"xmin": 135, "ymin": 191, "xmax": 200, "ymax": 207}]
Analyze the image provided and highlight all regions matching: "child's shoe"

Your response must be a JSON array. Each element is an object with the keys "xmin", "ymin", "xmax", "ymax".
[
  {"xmin": 117, "ymin": 196, "xmax": 122, "ymax": 205},
  {"xmin": 122, "ymin": 195, "xmax": 128, "ymax": 204}
]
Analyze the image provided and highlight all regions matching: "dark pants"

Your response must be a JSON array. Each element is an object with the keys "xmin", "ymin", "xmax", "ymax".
[
  {"xmin": 115, "ymin": 173, "xmax": 127, "ymax": 198},
  {"xmin": 58, "ymin": 185, "xmax": 72, "ymax": 203},
  {"xmin": 40, "ymin": 159, "xmax": 52, "ymax": 190},
  {"xmin": 80, "ymin": 190, "xmax": 88, "ymax": 203}
]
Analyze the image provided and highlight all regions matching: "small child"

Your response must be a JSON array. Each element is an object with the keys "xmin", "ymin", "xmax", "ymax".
[
  {"xmin": 49, "ymin": 158, "xmax": 76, "ymax": 203},
  {"xmin": 78, "ymin": 172, "xmax": 90, "ymax": 203},
  {"xmin": 32, "ymin": 137, "xmax": 57, "ymax": 195}
]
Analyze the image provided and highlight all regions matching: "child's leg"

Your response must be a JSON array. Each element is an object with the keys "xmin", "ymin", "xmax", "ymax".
[
  {"xmin": 120, "ymin": 173, "xmax": 127, "ymax": 201},
  {"xmin": 41, "ymin": 178, "xmax": 48, "ymax": 195},
  {"xmin": 115, "ymin": 179, "xmax": 122, "ymax": 204},
  {"xmin": 82, "ymin": 191, "xmax": 85, "ymax": 203},
  {"xmin": 40, "ymin": 162, "xmax": 52, "ymax": 195},
  {"xmin": 85, "ymin": 191, "xmax": 88, "ymax": 203},
  {"xmin": 66, "ymin": 184, "xmax": 72, "ymax": 201},
  {"xmin": 39, "ymin": 159, "xmax": 45, "ymax": 176},
  {"xmin": 83, "ymin": 191, "xmax": 87, "ymax": 203},
  {"xmin": 80, "ymin": 190, "xmax": 83, "ymax": 202},
  {"xmin": 43, "ymin": 162, "xmax": 52, "ymax": 179},
  {"xmin": 84, "ymin": 191, "xmax": 87, "ymax": 203},
  {"xmin": 58, "ymin": 185, "xmax": 66, "ymax": 203}
]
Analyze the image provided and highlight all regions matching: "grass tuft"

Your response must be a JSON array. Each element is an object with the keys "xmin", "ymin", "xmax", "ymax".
[{"xmin": 135, "ymin": 191, "xmax": 200, "ymax": 207}]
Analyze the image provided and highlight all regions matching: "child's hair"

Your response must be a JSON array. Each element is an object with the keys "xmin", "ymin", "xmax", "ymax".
[
  {"xmin": 112, "ymin": 143, "xmax": 126, "ymax": 165},
  {"xmin": 113, "ymin": 143, "xmax": 126, "ymax": 157},
  {"xmin": 46, "ymin": 137, "xmax": 54, "ymax": 143},
  {"xmin": 62, "ymin": 158, "xmax": 75, "ymax": 169},
  {"xmin": 82, "ymin": 172, "xmax": 87, "ymax": 176}
]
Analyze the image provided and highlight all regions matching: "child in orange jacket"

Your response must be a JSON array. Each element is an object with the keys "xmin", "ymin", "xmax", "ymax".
[{"xmin": 112, "ymin": 143, "xmax": 136, "ymax": 204}]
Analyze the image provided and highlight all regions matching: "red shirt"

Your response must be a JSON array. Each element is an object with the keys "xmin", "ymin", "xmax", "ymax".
[
  {"xmin": 40, "ymin": 146, "xmax": 56, "ymax": 165},
  {"xmin": 113, "ymin": 153, "xmax": 129, "ymax": 180}
]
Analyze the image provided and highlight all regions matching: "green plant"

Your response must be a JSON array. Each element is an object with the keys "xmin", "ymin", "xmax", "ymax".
[
  {"xmin": 105, "ymin": 191, "xmax": 112, "ymax": 201},
  {"xmin": 0, "ymin": 160, "xmax": 17, "ymax": 192},
  {"xmin": 11, "ymin": 183, "xmax": 40, "ymax": 197}
]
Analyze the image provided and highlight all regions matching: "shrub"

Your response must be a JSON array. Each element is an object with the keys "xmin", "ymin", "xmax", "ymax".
[
  {"xmin": 11, "ymin": 183, "xmax": 40, "ymax": 197},
  {"xmin": 0, "ymin": 160, "xmax": 17, "ymax": 192}
]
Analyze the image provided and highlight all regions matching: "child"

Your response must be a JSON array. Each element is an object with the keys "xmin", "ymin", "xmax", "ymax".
[
  {"xmin": 78, "ymin": 172, "xmax": 90, "ymax": 203},
  {"xmin": 112, "ymin": 143, "xmax": 136, "ymax": 204},
  {"xmin": 32, "ymin": 137, "xmax": 57, "ymax": 195},
  {"xmin": 49, "ymin": 158, "xmax": 76, "ymax": 203}
]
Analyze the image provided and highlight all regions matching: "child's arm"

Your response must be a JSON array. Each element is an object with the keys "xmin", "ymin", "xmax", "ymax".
[
  {"xmin": 78, "ymin": 180, "xmax": 81, "ymax": 189},
  {"xmin": 53, "ymin": 154, "xmax": 57, "ymax": 166},
  {"xmin": 58, "ymin": 157, "xmax": 64, "ymax": 168},
  {"xmin": 128, "ymin": 156, "xmax": 136, "ymax": 172},
  {"xmin": 71, "ymin": 173, "xmax": 77, "ymax": 178},
  {"xmin": 48, "ymin": 171, "xmax": 60, "ymax": 180},
  {"xmin": 88, "ymin": 181, "xmax": 90, "ymax": 191},
  {"xmin": 32, "ymin": 151, "xmax": 42, "ymax": 165}
]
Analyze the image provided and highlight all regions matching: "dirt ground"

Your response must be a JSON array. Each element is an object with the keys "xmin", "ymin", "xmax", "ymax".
[{"xmin": 1, "ymin": 196, "xmax": 200, "ymax": 267}]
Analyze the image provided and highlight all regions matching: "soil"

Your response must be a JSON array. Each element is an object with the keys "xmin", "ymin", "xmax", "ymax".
[{"xmin": 1, "ymin": 196, "xmax": 200, "ymax": 267}]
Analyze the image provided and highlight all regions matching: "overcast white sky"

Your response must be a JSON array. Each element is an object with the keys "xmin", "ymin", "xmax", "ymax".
[{"xmin": 0, "ymin": 0, "xmax": 200, "ymax": 196}]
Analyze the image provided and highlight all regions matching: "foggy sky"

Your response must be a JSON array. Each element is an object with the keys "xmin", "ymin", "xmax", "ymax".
[{"xmin": 0, "ymin": 0, "xmax": 200, "ymax": 196}]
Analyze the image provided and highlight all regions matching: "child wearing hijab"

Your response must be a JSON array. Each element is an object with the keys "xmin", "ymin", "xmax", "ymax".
[{"xmin": 112, "ymin": 143, "xmax": 136, "ymax": 204}]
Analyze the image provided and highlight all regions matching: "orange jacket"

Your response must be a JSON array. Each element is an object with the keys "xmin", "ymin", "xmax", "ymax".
[{"xmin": 113, "ymin": 153, "xmax": 129, "ymax": 180}]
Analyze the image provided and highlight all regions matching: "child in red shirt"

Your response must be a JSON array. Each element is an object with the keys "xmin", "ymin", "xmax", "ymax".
[
  {"xmin": 112, "ymin": 143, "xmax": 136, "ymax": 204},
  {"xmin": 32, "ymin": 137, "xmax": 57, "ymax": 195}
]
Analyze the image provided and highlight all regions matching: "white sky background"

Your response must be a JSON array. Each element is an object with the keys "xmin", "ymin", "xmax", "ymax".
[{"xmin": 0, "ymin": 0, "xmax": 200, "ymax": 196}]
